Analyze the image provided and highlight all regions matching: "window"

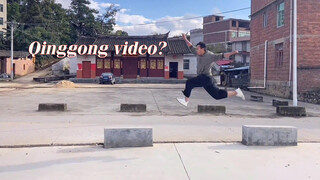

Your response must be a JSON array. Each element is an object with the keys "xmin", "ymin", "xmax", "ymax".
[
  {"xmin": 104, "ymin": 59, "xmax": 110, "ymax": 69},
  {"xmin": 150, "ymin": 60, "xmax": 156, "ymax": 69},
  {"xmin": 277, "ymin": 2, "xmax": 285, "ymax": 27},
  {"xmin": 0, "ymin": 18, "xmax": 3, "ymax": 25},
  {"xmin": 0, "ymin": 31, "xmax": 3, "ymax": 38},
  {"xmin": 183, "ymin": 59, "xmax": 190, "ymax": 70},
  {"xmin": 140, "ymin": 59, "xmax": 146, "ymax": 69},
  {"xmin": 232, "ymin": 21, "xmax": 237, "ymax": 27},
  {"xmin": 114, "ymin": 59, "xmax": 120, "ymax": 69},
  {"xmin": 275, "ymin": 43, "xmax": 284, "ymax": 67},
  {"xmin": 242, "ymin": 55, "xmax": 247, "ymax": 64},
  {"xmin": 97, "ymin": 59, "xmax": 103, "ymax": 68},
  {"xmin": 242, "ymin": 42, "xmax": 247, "ymax": 51},
  {"xmin": 231, "ymin": 31, "xmax": 238, "ymax": 38},
  {"xmin": 238, "ymin": 31, "xmax": 250, "ymax": 37},
  {"xmin": 0, "ymin": 4, "xmax": 3, "ymax": 12},
  {"xmin": 157, "ymin": 59, "xmax": 163, "ymax": 69},
  {"xmin": 23, "ymin": 64, "xmax": 25, "ymax": 70},
  {"xmin": 263, "ymin": 12, "xmax": 268, "ymax": 27}
]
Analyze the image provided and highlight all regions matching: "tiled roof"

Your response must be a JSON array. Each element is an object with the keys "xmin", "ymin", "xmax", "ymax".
[
  {"xmin": 75, "ymin": 33, "xmax": 191, "ymax": 55},
  {"xmin": 74, "ymin": 36, "xmax": 96, "ymax": 46},
  {"xmin": 0, "ymin": 50, "xmax": 30, "ymax": 58},
  {"xmin": 167, "ymin": 37, "xmax": 191, "ymax": 54}
]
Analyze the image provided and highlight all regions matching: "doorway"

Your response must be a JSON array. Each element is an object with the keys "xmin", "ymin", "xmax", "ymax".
[
  {"xmin": 82, "ymin": 61, "xmax": 91, "ymax": 78},
  {"xmin": 123, "ymin": 57, "xmax": 138, "ymax": 78},
  {"xmin": 169, "ymin": 62, "xmax": 178, "ymax": 78}
]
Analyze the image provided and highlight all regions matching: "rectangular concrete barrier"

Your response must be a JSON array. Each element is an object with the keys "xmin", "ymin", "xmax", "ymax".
[
  {"xmin": 272, "ymin": 99, "xmax": 289, "ymax": 107},
  {"xmin": 250, "ymin": 95, "xmax": 263, "ymax": 102},
  {"xmin": 104, "ymin": 128, "xmax": 153, "ymax": 148},
  {"xmin": 242, "ymin": 125, "xmax": 297, "ymax": 146},
  {"xmin": 197, "ymin": 105, "xmax": 226, "ymax": 114},
  {"xmin": 120, "ymin": 104, "xmax": 146, "ymax": 112},
  {"xmin": 38, "ymin": 103, "xmax": 67, "ymax": 111},
  {"xmin": 277, "ymin": 106, "xmax": 306, "ymax": 116}
]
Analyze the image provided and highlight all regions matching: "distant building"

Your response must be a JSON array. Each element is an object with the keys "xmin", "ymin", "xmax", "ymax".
[
  {"xmin": 250, "ymin": 0, "xmax": 320, "ymax": 98},
  {"xmin": 183, "ymin": 29, "xmax": 203, "ymax": 77},
  {"xmin": 74, "ymin": 33, "xmax": 191, "ymax": 79},
  {"xmin": 0, "ymin": 50, "xmax": 34, "ymax": 77},
  {"xmin": 203, "ymin": 15, "xmax": 250, "ymax": 66},
  {"xmin": 0, "ymin": 0, "xmax": 6, "ymax": 37}
]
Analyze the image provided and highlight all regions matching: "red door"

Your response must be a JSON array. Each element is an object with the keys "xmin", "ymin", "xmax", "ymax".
[
  {"xmin": 123, "ymin": 57, "xmax": 138, "ymax": 78},
  {"xmin": 82, "ymin": 61, "xmax": 91, "ymax": 78}
]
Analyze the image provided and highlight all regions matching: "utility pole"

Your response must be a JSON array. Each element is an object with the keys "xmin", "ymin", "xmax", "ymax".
[
  {"xmin": 293, "ymin": 0, "xmax": 298, "ymax": 106},
  {"xmin": 6, "ymin": 21, "xmax": 18, "ymax": 81},
  {"xmin": 10, "ymin": 22, "xmax": 14, "ymax": 81}
]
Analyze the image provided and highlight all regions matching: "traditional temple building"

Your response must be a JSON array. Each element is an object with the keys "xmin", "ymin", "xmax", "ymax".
[{"xmin": 74, "ymin": 33, "xmax": 190, "ymax": 79}]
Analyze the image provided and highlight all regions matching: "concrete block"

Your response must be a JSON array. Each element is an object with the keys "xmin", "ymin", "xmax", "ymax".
[
  {"xmin": 104, "ymin": 128, "xmax": 153, "ymax": 148},
  {"xmin": 242, "ymin": 125, "xmax": 297, "ymax": 146},
  {"xmin": 120, "ymin": 104, "xmax": 146, "ymax": 112},
  {"xmin": 250, "ymin": 95, "xmax": 263, "ymax": 102},
  {"xmin": 277, "ymin": 106, "xmax": 306, "ymax": 117},
  {"xmin": 38, "ymin": 103, "xmax": 67, "ymax": 111},
  {"xmin": 272, "ymin": 99, "xmax": 289, "ymax": 107},
  {"xmin": 197, "ymin": 105, "xmax": 226, "ymax": 114}
]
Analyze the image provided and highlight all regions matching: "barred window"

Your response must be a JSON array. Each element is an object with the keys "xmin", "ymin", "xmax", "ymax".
[
  {"xmin": 97, "ymin": 59, "xmax": 103, "ymax": 69},
  {"xmin": 157, "ymin": 59, "xmax": 163, "ymax": 69},
  {"xmin": 150, "ymin": 59, "xmax": 156, "ymax": 69},
  {"xmin": 104, "ymin": 59, "xmax": 110, "ymax": 69},
  {"xmin": 275, "ymin": 43, "xmax": 284, "ymax": 68}
]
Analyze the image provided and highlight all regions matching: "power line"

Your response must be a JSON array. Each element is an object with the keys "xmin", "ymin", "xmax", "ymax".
[
  {"xmin": 4, "ymin": 7, "xmax": 250, "ymax": 27},
  {"xmin": 113, "ymin": 7, "xmax": 251, "ymax": 27}
]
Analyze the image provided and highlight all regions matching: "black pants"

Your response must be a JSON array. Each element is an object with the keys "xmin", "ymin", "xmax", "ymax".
[{"xmin": 182, "ymin": 74, "xmax": 228, "ymax": 100}]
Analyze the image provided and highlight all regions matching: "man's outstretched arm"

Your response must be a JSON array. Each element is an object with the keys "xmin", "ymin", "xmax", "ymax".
[
  {"xmin": 182, "ymin": 33, "xmax": 197, "ymax": 55},
  {"xmin": 223, "ymin": 50, "xmax": 239, "ymax": 58}
]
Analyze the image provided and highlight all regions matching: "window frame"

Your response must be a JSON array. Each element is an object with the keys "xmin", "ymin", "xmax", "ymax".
[
  {"xmin": 275, "ymin": 43, "xmax": 284, "ymax": 68},
  {"xmin": 183, "ymin": 59, "xmax": 190, "ymax": 70},
  {"xmin": 263, "ymin": 12, "xmax": 268, "ymax": 28},
  {"xmin": 277, "ymin": 2, "xmax": 285, "ymax": 28}
]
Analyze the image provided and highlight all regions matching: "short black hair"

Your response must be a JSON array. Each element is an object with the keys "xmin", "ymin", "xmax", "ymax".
[{"xmin": 196, "ymin": 42, "xmax": 206, "ymax": 50}]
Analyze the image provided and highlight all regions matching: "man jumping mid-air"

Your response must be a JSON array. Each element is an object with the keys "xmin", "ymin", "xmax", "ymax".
[{"xmin": 176, "ymin": 33, "xmax": 245, "ymax": 106}]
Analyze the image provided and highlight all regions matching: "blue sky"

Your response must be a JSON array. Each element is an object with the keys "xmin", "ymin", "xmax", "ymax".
[{"xmin": 56, "ymin": 0, "xmax": 251, "ymax": 36}]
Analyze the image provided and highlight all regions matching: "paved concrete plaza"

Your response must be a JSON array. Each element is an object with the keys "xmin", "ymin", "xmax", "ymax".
[
  {"xmin": 0, "ymin": 143, "xmax": 319, "ymax": 180},
  {"xmin": 0, "ymin": 82, "xmax": 320, "ymax": 179}
]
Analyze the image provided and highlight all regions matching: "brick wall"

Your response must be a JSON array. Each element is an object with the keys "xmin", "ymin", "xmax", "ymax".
[{"xmin": 250, "ymin": 0, "xmax": 320, "ymax": 98}]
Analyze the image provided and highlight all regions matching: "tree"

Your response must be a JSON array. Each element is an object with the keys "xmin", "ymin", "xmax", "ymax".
[
  {"xmin": 69, "ymin": 0, "xmax": 98, "ymax": 38},
  {"xmin": 95, "ymin": 4, "xmax": 118, "ymax": 35},
  {"xmin": 114, "ymin": 30, "xmax": 128, "ymax": 36}
]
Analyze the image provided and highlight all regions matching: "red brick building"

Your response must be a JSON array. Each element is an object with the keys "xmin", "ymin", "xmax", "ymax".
[
  {"xmin": 250, "ymin": 0, "xmax": 320, "ymax": 98},
  {"xmin": 74, "ymin": 33, "xmax": 190, "ymax": 79},
  {"xmin": 203, "ymin": 15, "xmax": 250, "ymax": 66}
]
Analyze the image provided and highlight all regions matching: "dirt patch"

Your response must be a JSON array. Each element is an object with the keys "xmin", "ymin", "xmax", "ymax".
[{"xmin": 54, "ymin": 80, "xmax": 78, "ymax": 88}]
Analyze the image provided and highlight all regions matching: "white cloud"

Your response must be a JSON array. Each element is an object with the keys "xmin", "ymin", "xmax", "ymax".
[
  {"xmin": 114, "ymin": 13, "xmax": 202, "ymax": 37},
  {"xmin": 54, "ymin": 0, "xmax": 203, "ymax": 37},
  {"xmin": 212, "ymin": 7, "xmax": 222, "ymax": 15}
]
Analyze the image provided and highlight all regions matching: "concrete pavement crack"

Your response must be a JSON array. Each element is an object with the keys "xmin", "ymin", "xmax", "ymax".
[
  {"xmin": 174, "ymin": 143, "xmax": 191, "ymax": 180},
  {"xmin": 150, "ymin": 90, "xmax": 162, "ymax": 115}
]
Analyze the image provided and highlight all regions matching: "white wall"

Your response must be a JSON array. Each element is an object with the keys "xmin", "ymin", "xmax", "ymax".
[
  {"xmin": 183, "ymin": 54, "xmax": 197, "ymax": 76},
  {"xmin": 190, "ymin": 29, "xmax": 203, "ymax": 45},
  {"xmin": 77, "ymin": 55, "xmax": 96, "ymax": 64},
  {"xmin": 69, "ymin": 56, "xmax": 77, "ymax": 74},
  {"xmin": 165, "ymin": 54, "xmax": 184, "ymax": 72}
]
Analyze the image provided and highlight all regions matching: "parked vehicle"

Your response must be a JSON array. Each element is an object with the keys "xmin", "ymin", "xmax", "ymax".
[
  {"xmin": 99, "ymin": 73, "xmax": 116, "ymax": 85},
  {"xmin": 0, "ymin": 73, "xmax": 10, "ymax": 78},
  {"xmin": 220, "ymin": 66, "xmax": 249, "ymax": 88}
]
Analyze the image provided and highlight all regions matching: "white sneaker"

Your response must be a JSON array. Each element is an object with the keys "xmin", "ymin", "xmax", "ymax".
[
  {"xmin": 235, "ymin": 88, "xmax": 245, "ymax": 100},
  {"xmin": 176, "ymin": 97, "xmax": 189, "ymax": 107}
]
